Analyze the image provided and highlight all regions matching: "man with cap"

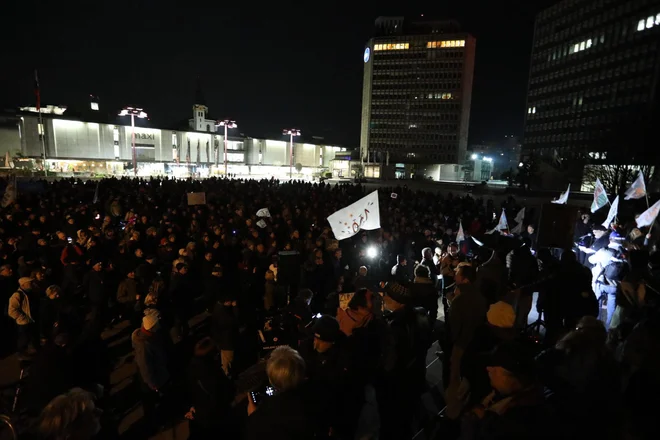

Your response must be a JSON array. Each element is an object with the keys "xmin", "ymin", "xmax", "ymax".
[
  {"xmin": 462, "ymin": 342, "xmax": 554, "ymax": 439},
  {"xmin": 299, "ymin": 315, "xmax": 353, "ymax": 438},
  {"xmin": 589, "ymin": 230, "xmax": 627, "ymax": 328},
  {"xmin": 378, "ymin": 281, "xmax": 433, "ymax": 440},
  {"xmin": 8, "ymin": 277, "xmax": 38, "ymax": 356},
  {"xmin": 132, "ymin": 312, "xmax": 169, "ymax": 427}
]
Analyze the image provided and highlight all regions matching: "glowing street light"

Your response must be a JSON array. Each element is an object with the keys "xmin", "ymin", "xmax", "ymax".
[
  {"xmin": 118, "ymin": 107, "xmax": 148, "ymax": 176},
  {"xmin": 283, "ymin": 128, "xmax": 301, "ymax": 180},
  {"xmin": 216, "ymin": 120, "xmax": 238, "ymax": 175}
]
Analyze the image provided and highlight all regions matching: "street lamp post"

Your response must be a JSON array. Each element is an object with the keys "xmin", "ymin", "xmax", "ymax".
[
  {"xmin": 283, "ymin": 129, "xmax": 301, "ymax": 180},
  {"xmin": 118, "ymin": 107, "xmax": 148, "ymax": 177},
  {"xmin": 216, "ymin": 120, "xmax": 237, "ymax": 175}
]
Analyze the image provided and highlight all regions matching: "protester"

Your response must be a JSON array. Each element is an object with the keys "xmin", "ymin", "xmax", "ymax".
[{"xmin": 0, "ymin": 175, "xmax": 657, "ymax": 440}]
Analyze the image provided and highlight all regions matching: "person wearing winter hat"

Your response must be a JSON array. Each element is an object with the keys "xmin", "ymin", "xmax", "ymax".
[
  {"xmin": 132, "ymin": 310, "xmax": 169, "ymax": 427},
  {"xmin": 487, "ymin": 301, "xmax": 516, "ymax": 329}
]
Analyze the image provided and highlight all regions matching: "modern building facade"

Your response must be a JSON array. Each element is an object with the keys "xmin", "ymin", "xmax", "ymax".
[
  {"xmin": 523, "ymin": 0, "xmax": 660, "ymax": 166},
  {"xmin": 359, "ymin": 16, "xmax": 476, "ymax": 173},
  {"xmin": 0, "ymin": 100, "xmax": 344, "ymax": 179}
]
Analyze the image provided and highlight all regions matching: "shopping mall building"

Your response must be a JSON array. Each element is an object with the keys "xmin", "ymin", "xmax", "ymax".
[{"xmin": 0, "ymin": 99, "xmax": 346, "ymax": 179}]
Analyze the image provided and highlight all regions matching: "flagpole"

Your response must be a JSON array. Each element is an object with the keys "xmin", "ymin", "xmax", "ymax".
[
  {"xmin": 645, "ymin": 194, "xmax": 650, "ymax": 209},
  {"xmin": 35, "ymin": 70, "xmax": 48, "ymax": 176}
]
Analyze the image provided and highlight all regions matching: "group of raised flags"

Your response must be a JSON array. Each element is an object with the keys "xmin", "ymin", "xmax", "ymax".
[{"xmin": 585, "ymin": 170, "xmax": 658, "ymax": 229}]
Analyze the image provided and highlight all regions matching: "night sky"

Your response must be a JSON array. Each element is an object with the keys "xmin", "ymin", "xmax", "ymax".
[{"xmin": 3, "ymin": 0, "xmax": 556, "ymax": 146}]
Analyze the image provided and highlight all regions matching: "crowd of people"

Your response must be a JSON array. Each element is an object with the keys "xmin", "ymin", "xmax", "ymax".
[{"xmin": 0, "ymin": 176, "xmax": 658, "ymax": 440}]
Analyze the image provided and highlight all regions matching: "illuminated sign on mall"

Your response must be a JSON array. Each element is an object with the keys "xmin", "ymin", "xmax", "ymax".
[{"xmin": 135, "ymin": 133, "xmax": 155, "ymax": 140}]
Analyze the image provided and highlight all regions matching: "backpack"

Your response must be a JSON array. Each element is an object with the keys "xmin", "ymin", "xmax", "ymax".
[{"xmin": 604, "ymin": 249, "xmax": 627, "ymax": 283}]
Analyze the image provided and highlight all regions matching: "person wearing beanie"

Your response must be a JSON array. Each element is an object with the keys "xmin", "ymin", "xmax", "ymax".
[
  {"xmin": 463, "ymin": 342, "xmax": 553, "ymax": 439},
  {"xmin": 299, "ymin": 315, "xmax": 352, "ymax": 438},
  {"xmin": 445, "ymin": 264, "xmax": 487, "ymax": 419},
  {"xmin": 379, "ymin": 280, "xmax": 433, "ymax": 439},
  {"xmin": 132, "ymin": 311, "xmax": 169, "ymax": 427},
  {"xmin": 487, "ymin": 301, "xmax": 516, "ymax": 329}
]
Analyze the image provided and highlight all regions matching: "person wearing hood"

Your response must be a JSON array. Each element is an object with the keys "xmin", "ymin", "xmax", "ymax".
[
  {"xmin": 132, "ymin": 313, "xmax": 169, "ymax": 427},
  {"xmin": 186, "ymin": 337, "xmax": 237, "ymax": 439}
]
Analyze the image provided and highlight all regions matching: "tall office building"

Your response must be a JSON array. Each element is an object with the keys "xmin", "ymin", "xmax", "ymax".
[
  {"xmin": 359, "ymin": 17, "xmax": 476, "ymax": 176},
  {"xmin": 523, "ymin": 0, "xmax": 660, "ymax": 165}
]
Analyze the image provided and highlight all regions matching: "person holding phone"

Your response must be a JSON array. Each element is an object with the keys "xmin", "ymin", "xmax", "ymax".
[{"xmin": 245, "ymin": 346, "xmax": 313, "ymax": 440}]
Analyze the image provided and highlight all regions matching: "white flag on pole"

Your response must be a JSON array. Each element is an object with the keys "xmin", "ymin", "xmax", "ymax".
[
  {"xmin": 511, "ymin": 208, "xmax": 526, "ymax": 234},
  {"xmin": 256, "ymin": 208, "xmax": 271, "ymax": 218},
  {"xmin": 602, "ymin": 195, "xmax": 619, "ymax": 229},
  {"xmin": 456, "ymin": 221, "xmax": 465, "ymax": 243},
  {"xmin": 591, "ymin": 178, "xmax": 609, "ymax": 213},
  {"xmin": 327, "ymin": 190, "xmax": 380, "ymax": 240},
  {"xmin": 625, "ymin": 171, "xmax": 646, "ymax": 200},
  {"xmin": 256, "ymin": 219, "xmax": 267, "ymax": 229},
  {"xmin": 486, "ymin": 209, "xmax": 509, "ymax": 234},
  {"xmin": 636, "ymin": 199, "xmax": 660, "ymax": 228},
  {"xmin": 551, "ymin": 184, "xmax": 570, "ymax": 204}
]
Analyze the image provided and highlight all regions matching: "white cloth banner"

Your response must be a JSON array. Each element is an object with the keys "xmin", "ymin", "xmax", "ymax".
[
  {"xmin": 602, "ymin": 196, "xmax": 619, "ymax": 228},
  {"xmin": 636, "ymin": 198, "xmax": 660, "ymax": 228},
  {"xmin": 551, "ymin": 184, "xmax": 570, "ymax": 204},
  {"xmin": 625, "ymin": 171, "xmax": 646, "ymax": 200},
  {"xmin": 256, "ymin": 208, "xmax": 271, "ymax": 218},
  {"xmin": 511, "ymin": 208, "xmax": 525, "ymax": 235},
  {"xmin": 456, "ymin": 221, "xmax": 465, "ymax": 243},
  {"xmin": 327, "ymin": 190, "xmax": 380, "ymax": 240},
  {"xmin": 256, "ymin": 219, "xmax": 267, "ymax": 229}
]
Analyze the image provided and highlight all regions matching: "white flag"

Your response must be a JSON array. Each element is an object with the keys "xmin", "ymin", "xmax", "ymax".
[
  {"xmin": 511, "ymin": 208, "xmax": 526, "ymax": 234},
  {"xmin": 1, "ymin": 176, "xmax": 17, "ymax": 208},
  {"xmin": 636, "ymin": 199, "xmax": 660, "ymax": 228},
  {"xmin": 327, "ymin": 190, "xmax": 380, "ymax": 240},
  {"xmin": 256, "ymin": 219, "xmax": 267, "ymax": 229},
  {"xmin": 256, "ymin": 208, "xmax": 271, "ymax": 218},
  {"xmin": 591, "ymin": 178, "xmax": 609, "ymax": 213},
  {"xmin": 602, "ymin": 196, "xmax": 619, "ymax": 228},
  {"xmin": 551, "ymin": 184, "xmax": 570, "ymax": 204},
  {"xmin": 625, "ymin": 171, "xmax": 646, "ymax": 200},
  {"xmin": 456, "ymin": 221, "xmax": 465, "ymax": 243},
  {"xmin": 486, "ymin": 209, "xmax": 509, "ymax": 234}
]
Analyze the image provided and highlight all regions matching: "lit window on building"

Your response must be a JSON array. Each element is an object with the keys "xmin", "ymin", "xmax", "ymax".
[
  {"xmin": 647, "ymin": 16, "xmax": 654, "ymax": 29},
  {"xmin": 426, "ymin": 40, "xmax": 466, "ymax": 49},
  {"xmin": 638, "ymin": 19, "xmax": 645, "ymax": 31},
  {"xmin": 172, "ymin": 132, "xmax": 177, "ymax": 146},
  {"xmin": 586, "ymin": 39, "xmax": 592, "ymax": 48},
  {"xmin": 657, "ymin": 13, "xmax": 660, "ymax": 25},
  {"xmin": 373, "ymin": 43, "xmax": 410, "ymax": 51},
  {"xmin": 113, "ymin": 127, "xmax": 119, "ymax": 142},
  {"xmin": 532, "ymin": 107, "xmax": 537, "ymax": 114},
  {"xmin": 90, "ymin": 102, "xmax": 99, "ymax": 111}
]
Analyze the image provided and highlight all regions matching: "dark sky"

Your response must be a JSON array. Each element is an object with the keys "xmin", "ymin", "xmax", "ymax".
[{"xmin": 2, "ymin": 0, "xmax": 556, "ymax": 146}]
